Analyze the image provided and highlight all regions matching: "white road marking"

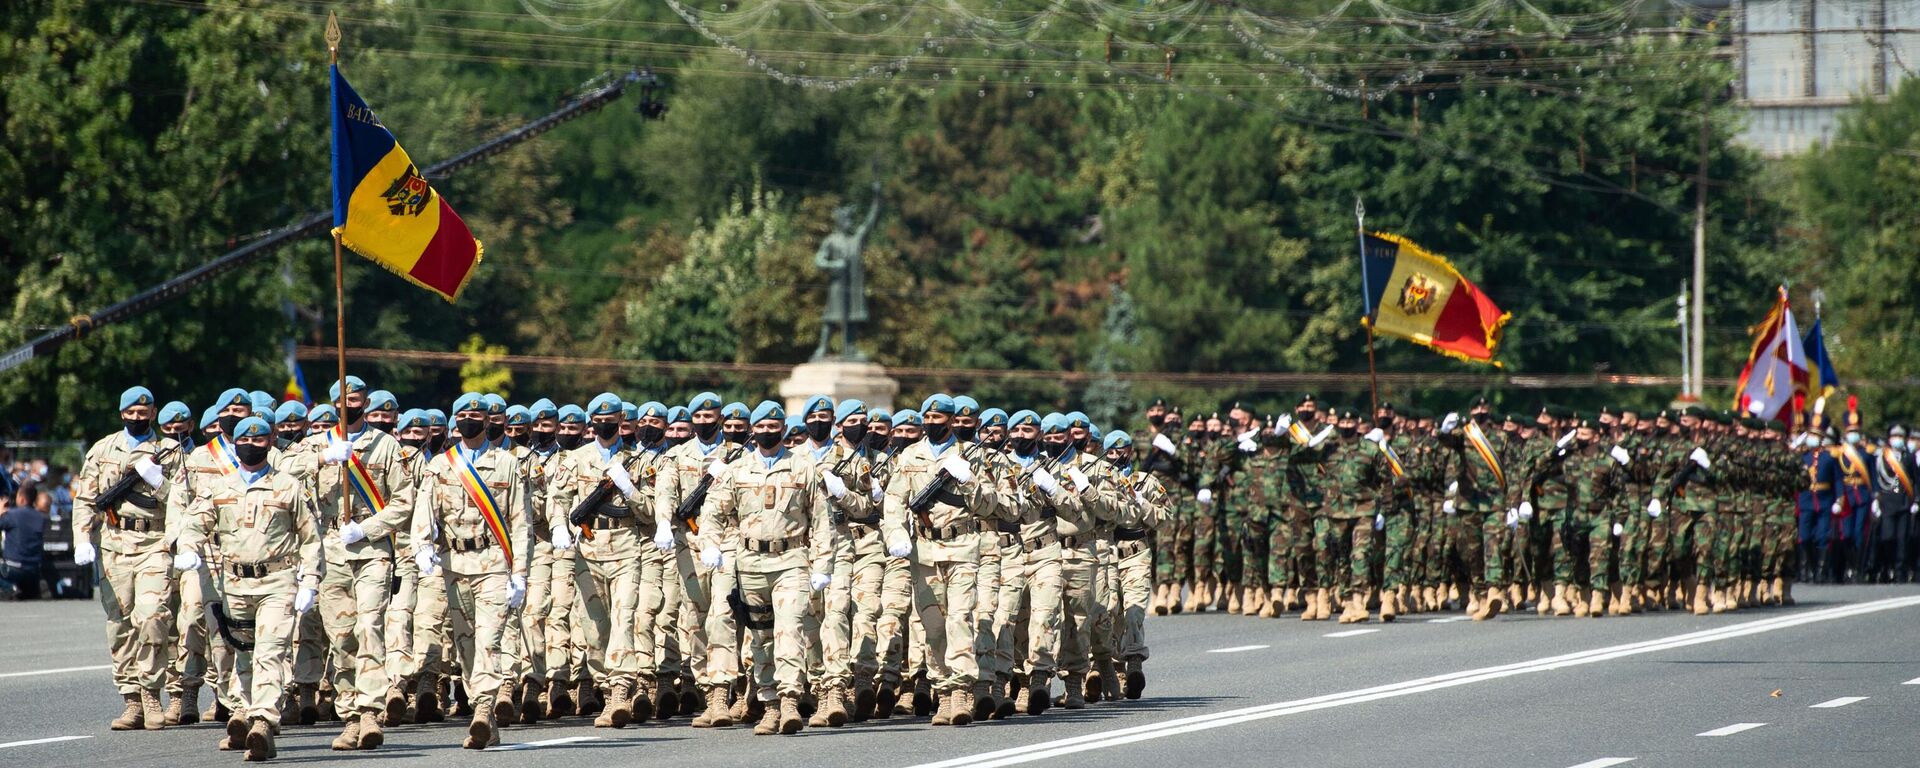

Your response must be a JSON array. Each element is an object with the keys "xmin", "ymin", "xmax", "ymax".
[
  {"xmin": 1809, "ymin": 696, "xmax": 1868, "ymax": 709},
  {"xmin": 1904, "ymin": 676, "xmax": 1920, "ymax": 685},
  {"xmin": 0, "ymin": 665, "xmax": 112, "ymax": 680},
  {"xmin": 1426, "ymin": 616, "xmax": 1472, "ymax": 624},
  {"xmin": 910, "ymin": 595, "xmax": 1920, "ymax": 768},
  {"xmin": 1697, "ymin": 723, "xmax": 1768, "ymax": 737},
  {"xmin": 485, "ymin": 735, "xmax": 604, "ymax": 752},
  {"xmin": 1322, "ymin": 629, "xmax": 1381, "ymax": 638},
  {"xmin": 1565, "ymin": 758, "xmax": 1636, "ymax": 768},
  {"xmin": 1205, "ymin": 645, "xmax": 1269, "ymax": 654},
  {"xmin": 0, "ymin": 736, "xmax": 92, "ymax": 750}
]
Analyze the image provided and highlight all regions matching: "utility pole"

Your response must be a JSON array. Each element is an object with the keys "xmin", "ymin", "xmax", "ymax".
[
  {"xmin": 1678, "ymin": 281, "xmax": 1691, "ymax": 398},
  {"xmin": 1688, "ymin": 81, "xmax": 1710, "ymax": 402}
]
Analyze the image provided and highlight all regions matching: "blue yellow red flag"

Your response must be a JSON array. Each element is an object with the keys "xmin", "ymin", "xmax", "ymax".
[
  {"xmin": 1358, "ymin": 232, "xmax": 1510, "ymax": 366},
  {"xmin": 329, "ymin": 65, "xmax": 481, "ymax": 301}
]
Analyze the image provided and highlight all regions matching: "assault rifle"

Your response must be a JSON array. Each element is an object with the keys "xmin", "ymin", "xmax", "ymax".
[
  {"xmin": 94, "ymin": 443, "xmax": 182, "ymax": 526},
  {"xmin": 673, "ymin": 446, "xmax": 745, "ymax": 534}
]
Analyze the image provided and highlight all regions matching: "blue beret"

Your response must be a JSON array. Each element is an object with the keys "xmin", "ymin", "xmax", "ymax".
[
  {"xmin": 213, "ymin": 388, "xmax": 250, "ymax": 409},
  {"xmin": 199, "ymin": 404, "xmax": 222, "ymax": 430},
  {"xmin": 528, "ymin": 398, "xmax": 558, "ymax": 420},
  {"xmin": 158, "ymin": 401, "xmax": 191, "ymax": 425},
  {"xmin": 327, "ymin": 376, "xmax": 366, "ymax": 402},
  {"xmin": 921, "ymin": 394, "xmax": 956, "ymax": 415},
  {"xmin": 274, "ymin": 401, "xmax": 308, "ymax": 422},
  {"xmin": 1008, "ymin": 409, "xmax": 1040, "ymax": 428},
  {"xmin": 586, "ymin": 393, "xmax": 623, "ymax": 417},
  {"xmin": 979, "ymin": 408, "xmax": 1008, "ymax": 428},
  {"xmin": 722, "ymin": 402, "xmax": 750, "ymax": 420},
  {"xmin": 367, "ymin": 390, "xmax": 398, "ymax": 413},
  {"xmin": 1041, "ymin": 414, "xmax": 1069, "ymax": 434},
  {"xmin": 1103, "ymin": 430, "xmax": 1134, "ymax": 451},
  {"xmin": 1087, "ymin": 424, "xmax": 1104, "ymax": 442},
  {"xmin": 310, "ymin": 404, "xmax": 339, "ymax": 424},
  {"xmin": 750, "ymin": 400, "xmax": 785, "ymax": 424},
  {"xmin": 666, "ymin": 406, "xmax": 691, "ymax": 424},
  {"xmin": 505, "ymin": 405, "xmax": 531, "ymax": 426},
  {"xmin": 893, "ymin": 409, "xmax": 923, "ymax": 427},
  {"xmin": 231, "ymin": 417, "xmax": 273, "ymax": 439},
  {"xmin": 557, "ymin": 405, "xmax": 586, "ymax": 425},
  {"xmin": 784, "ymin": 414, "xmax": 807, "ymax": 436},
  {"xmin": 119, "ymin": 386, "xmax": 156, "ymax": 411},
  {"xmin": 869, "ymin": 408, "xmax": 892, "ymax": 426},
  {"xmin": 1067, "ymin": 411, "xmax": 1090, "ymax": 429},
  {"xmin": 450, "ymin": 392, "xmax": 487, "ymax": 414},
  {"xmin": 620, "ymin": 401, "xmax": 638, "ymax": 420},
  {"xmin": 952, "ymin": 395, "xmax": 980, "ymax": 417},
  {"xmin": 834, "ymin": 399, "xmax": 867, "ymax": 423},
  {"xmin": 398, "ymin": 409, "xmax": 423, "ymax": 430},
  {"xmin": 482, "ymin": 394, "xmax": 506, "ymax": 414},
  {"xmin": 802, "ymin": 395, "xmax": 834, "ymax": 416},
  {"xmin": 688, "ymin": 392, "xmax": 723, "ymax": 412},
  {"xmin": 249, "ymin": 391, "xmax": 275, "ymax": 412},
  {"xmin": 424, "ymin": 408, "xmax": 446, "ymax": 427},
  {"xmin": 637, "ymin": 401, "xmax": 668, "ymax": 420}
]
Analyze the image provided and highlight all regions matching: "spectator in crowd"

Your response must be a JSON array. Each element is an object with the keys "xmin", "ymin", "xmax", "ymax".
[{"xmin": 1, "ymin": 483, "xmax": 49, "ymax": 600}]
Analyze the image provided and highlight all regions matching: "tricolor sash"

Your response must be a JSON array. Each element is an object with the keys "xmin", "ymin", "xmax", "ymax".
[
  {"xmin": 1880, "ymin": 451, "xmax": 1914, "ymax": 497},
  {"xmin": 447, "ymin": 447, "xmax": 513, "ymax": 565},
  {"xmin": 1838, "ymin": 444, "xmax": 1871, "ymax": 485},
  {"xmin": 1372, "ymin": 439, "xmax": 1406, "ymax": 478},
  {"xmin": 333, "ymin": 427, "xmax": 386, "ymax": 519},
  {"xmin": 1463, "ymin": 422, "xmax": 1506, "ymax": 490},
  {"xmin": 206, "ymin": 435, "xmax": 241, "ymax": 475},
  {"xmin": 1287, "ymin": 421, "xmax": 1313, "ymax": 445}
]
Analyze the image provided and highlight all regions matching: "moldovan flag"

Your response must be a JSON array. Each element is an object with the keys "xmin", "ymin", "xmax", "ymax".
[
  {"xmin": 1734, "ymin": 286, "xmax": 1808, "ymax": 422},
  {"xmin": 1359, "ymin": 232, "xmax": 1511, "ymax": 366},
  {"xmin": 330, "ymin": 64, "xmax": 481, "ymax": 301}
]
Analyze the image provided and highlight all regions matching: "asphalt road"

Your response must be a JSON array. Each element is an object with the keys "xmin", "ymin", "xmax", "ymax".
[{"xmin": 3, "ymin": 584, "xmax": 1916, "ymax": 768}]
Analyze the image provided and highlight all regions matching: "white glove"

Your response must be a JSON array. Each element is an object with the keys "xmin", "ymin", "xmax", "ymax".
[
  {"xmin": 295, "ymin": 586, "xmax": 317, "ymax": 613},
  {"xmin": 706, "ymin": 459, "xmax": 727, "ymax": 479},
  {"xmin": 1134, "ymin": 490, "xmax": 1150, "ymax": 507},
  {"xmin": 1066, "ymin": 467, "xmax": 1090, "ymax": 493},
  {"xmin": 1238, "ymin": 437, "xmax": 1258, "ymax": 453},
  {"xmin": 653, "ymin": 528, "xmax": 675, "ymax": 552},
  {"xmin": 1446, "ymin": 481, "xmax": 1459, "ymax": 498},
  {"xmin": 550, "ymin": 523, "xmax": 575, "ymax": 551},
  {"xmin": 1196, "ymin": 488, "xmax": 1213, "ymax": 506},
  {"xmin": 940, "ymin": 454, "xmax": 974, "ymax": 484},
  {"xmin": 870, "ymin": 482, "xmax": 884, "ymax": 502},
  {"xmin": 606, "ymin": 462, "xmax": 637, "ymax": 497},
  {"xmin": 1363, "ymin": 428, "xmax": 1386, "ymax": 445},
  {"xmin": 1612, "ymin": 522, "xmax": 1624, "ymax": 537},
  {"xmin": 1688, "ymin": 447, "xmax": 1711, "ymax": 469},
  {"xmin": 1308, "ymin": 425, "xmax": 1336, "ymax": 448},
  {"xmin": 1831, "ymin": 500, "xmax": 1843, "ymax": 515},
  {"xmin": 1647, "ymin": 498, "xmax": 1663, "ymax": 518},
  {"xmin": 172, "ymin": 550, "xmax": 202, "ymax": 571},
  {"xmin": 1872, "ymin": 499, "xmax": 1882, "ymax": 518},
  {"xmin": 887, "ymin": 538, "xmax": 911, "ymax": 558},
  {"xmin": 1505, "ymin": 508, "xmax": 1519, "ymax": 527},
  {"xmin": 821, "ymin": 471, "xmax": 848, "ymax": 499},
  {"xmin": 1911, "ymin": 503, "xmax": 1918, "ymax": 515},
  {"xmin": 700, "ymin": 546, "xmax": 722, "ymax": 568},
  {"xmin": 1440, "ymin": 412, "xmax": 1461, "ymax": 434},
  {"xmin": 1373, "ymin": 513, "xmax": 1385, "ymax": 530},
  {"xmin": 323, "ymin": 439, "xmax": 352, "ymax": 464},
  {"xmin": 1032, "ymin": 469, "xmax": 1060, "ymax": 496},
  {"xmin": 508, "ymin": 575, "xmax": 527, "ymax": 609},
  {"xmin": 1555, "ymin": 430, "xmax": 1576, "ymax": 449},
  {"xmin": 1153, "ymin": 434, "xmax": 1177, "ymax": 456},
  {"xmin": 1273, "ymin": 414, "xmax": 1293, "ymax": 433},
  {"xmin": 74, "ymin": 541, "xmax": 95, "ymax": 566},
  {"xmin": 1789, "ymin": 434, "xmax": 1806, "ymax": 449},
  {"xmin": 133, "ymin": 456, "xmax": 165, "ymax": 488},
  {"xmin": 415, "ymin": 545, "xmax": 440, "ymax": 577},
  {"xmin": 1517, "ymin": 501, "xmax": 1534, "ymax": 521},
  {"xmin": 337, "ymin": 521, "xmax": 367, "ymax": 546},
  {"xmin": 810, "ymin": 573, "xmax": 831, "ymax": 591},
  {"xmin": 1442, "ymin": 499, "xmax": 1457, "ymax": 515},
  {"xmin": 1610, "ymin": 445, "xmax": 1631, "ymax": 466}
]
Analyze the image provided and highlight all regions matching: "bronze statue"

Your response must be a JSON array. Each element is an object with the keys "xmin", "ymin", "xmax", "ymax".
[{"xmin": 812, "ymin": 180, "xmax": 880, "ymax": 361}]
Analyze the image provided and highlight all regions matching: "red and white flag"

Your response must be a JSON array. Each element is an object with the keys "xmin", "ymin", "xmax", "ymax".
[{"xmin": 1734, "ymin": 286, "xmax": 1808, "ymax": 423}]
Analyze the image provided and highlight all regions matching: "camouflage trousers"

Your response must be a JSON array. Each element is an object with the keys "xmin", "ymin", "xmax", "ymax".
[
  {"xmin": 1381, "ymin": 511, "xmax": 1414, "ymax": 592},
  {"xmin": 1215, "ymin": 507, "xmax": 1245, "ymax": 584},
  {"xmin": 1190, "ymin": 502, "xmax": 1221, "ymax": 584},
  {"xmin": 1112, "ymin": 540, "xmax": 1153, "ymax": 662},
  {"xmin": 571, "ymin": 555, "xmax": 640, "ymax": 687},
  {"xmin": 671, "ymin": 542, "xmax": 739, "ymax": 688},
  {"xmin": 292, "ymin": 602, "xmax": 326, "ymax": 686},
  {"xmin": 504, "ymin": 543, "xmax": 552, "ymax": 686},
  {"xmin": 444, "ymin": 571, "xmax": 512, "ymax": 714},
  {"xmin": 1056, "ymin": 549, "xmax": 1100, "ymax": 677},
  {"xmin": 1001, "ymin": 544, "xmax": 1063, "ymax": 678},
  {"xmin": 1154, "ymin": 498, "xmax": 1197, "ymax": 587},
  {"xmin": 318, "ymin": 557, "xmax": 393, "ymax": 715},
  {"xmin": 100, "ymin": 547, "xmax": 174, "ymax": 694},
  {"xmin": 973, "ymin": 541, "xmax": 1005, "ymax": 685},
  {"xmin": 1549, "ymin": 509, "xmax": 1584, "ymax": 587},
  {"xmin": 168, "ymin": 565, "xmax": 213, "ymax": 697},
  {"xmin": 907, "ymin": 548, "xmax": 980, "ymax": 693},
  {"xmin": 737, "ymin": 565, "xmax": 813, "ymax": 699},
  {"xmin": 384, "ymin": 550, "xmax": 419, "ymax": 685},
  {"xmin": 411, "ymin": 559, "xmax": 451, "ymax": 682},
  {"xmin": 1761, "ymin": 513, "xmax": 1798, "ymax": 579},
  {"xmin": 1090, "ymin": 547, "xmax": 1118, "ymax": 665},
  {"xmin": 1313, "ymin": 516, "xmax": 1373, "ymax": 592},
  {"xmin": 805, "ymin": 540, "xmax": 854, "ymax": 689},
  {"xmin": 1239, "ymin": 512, "xmax": 1271, "ymax": 591},
  {"xmin": 1643, "ymin": 511, "xmax": 1675, "ymax": 588},
  {"xmin": 656, "ymin": 543, "xmax": 686, "ymax": 684},
  {"xmin": 225, "ymin": 570, "xmax": 298, "ymax": 727},
  {"xmin": 1452, "ymin": 509, "xmax": 1509, "ymax": 588},
  {"xmin": 1691, "ymin": 511, "xmax": 1724, "ymax": 586},
  {"xmin": 846, "ymin": 537, "xmax": 910, "ymax": 688},
  {"xmin": 545, "ymin": 547, "xmax": 583, "ymax": 684},
  {"xmin": 629, "ymin": 546, "xmax": 671, "ymax": 680},
  {"xmin": 1267, "ymin": 507, "xmax": 1315, "ymax": 591}
]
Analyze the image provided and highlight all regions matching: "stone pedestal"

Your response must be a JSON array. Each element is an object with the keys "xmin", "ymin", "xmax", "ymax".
[{"xmin": 779, "ymin": 360, "xmax": 900, "ymax": 414}]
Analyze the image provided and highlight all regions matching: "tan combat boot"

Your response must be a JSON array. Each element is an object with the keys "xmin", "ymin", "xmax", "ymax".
[
  {"xmin": 358, "ymin": 709, "xmax": 384, "ymax": 750},
  {"xmin": 244, "ymin": 717, "xmax": 276, "ymax": 762},
  {"xmin": 1150, "ymin": 583, "xmax": 1166, "ymax": 616},
  {"xmin": 808, "ymin": 685, "xmax": 836, "ymax": 728},
  {"xmin": 1316, "ymin": 588, "xmax": 1336, "ymax": 620},
  {"xmin": 1780, "ymin": 578, "xmax": 1795, "ymax": 606},
  {"xmin": 950, "ymin": 689, "xmax": 975, "ymax": 727},
  {"xmin": 463, "ymin": 710, "xmax": 498, "ymax": 750},
  {"xmin": 493, "ymin": 683, "xmax": 519, "ymax": 729},
  {"xmin": 1337, "ymin": 592, "xmax": 1369, "ymax": 624},
  {"xmin": 1472, "ymin": 588, "xmax": 1502, "ymax": 621},
  {"xmin": 1568, "ymin": 586, "xmax": 1589, "ymax": 616},
  {"xmin": 1381, "ymin": 589, "xmax": 1398, "ymax": 622},
  {"xmin": 745, "ymin": 697, "xmax": 775, "ymax": 735},
  {"xmin": 330, "ymin": 715, "xmax": 361, "ymax": 751},
  {"xmin": 1507, "ymin": 584, "xmax": 1524, "ymax": 609},
  {"xmin": 384, "ymin": 682, "xmax": 410, "ymax": 727},
  {"xmin": 220, "ymin": 716, "xmax": 248, "ymax": 751},
  {"xmin": 1587, "ymin": 588, "xmax": 1606, "ymax": 617},
  {"xmin": 694, "ymin": 686, "xmax": 732, "ymax": 728},
  {"xmin": 631, "ymin": 677, "xmax": 655, "ymax": 723},
  {"xmin": 1061, "ymin": 673, "xmax": 1087, "ymax": 710},
  {"xmin": 203, "ymin": 695, "xmax": 230, "ymax": 725},
  {"xmin": 1260, "ymin": 587, "xmax": 1281, "ymax": 618},
  {"xmin": 1238, "ymin": 585, "xmax": 1259, "ymax": 616},
  {"xmin": 1610, "ymin": 585, "xmax": 1632, "ymax": 616},
  {"xmin": 1180, "ymin": 582, "xmax": 1201, "ymax": 613},
  {"xmin": 1298, "ymin": 588, "xmax": 1318, "ymax": 621},
  {"xmin": 775, "ymin": 693, "xmax": 803, "ymax": 734},
  {"xmin": 110, "ymin": 692, "xmax": 144, "ymax": 730},
  {"xmin": 141, "ymin": 689, "xmax": 166, "ymax": 731},
  {"xmin": 1219, "ymin": 580, "xmax": 1236, "ymax": 612},
  {"xmin": 1690, "ymin": 582, "xmax": 1710, "ymax": 615},
  {"xmin": 163, "ymin": 688, "xmax": 187, "ymax": 726}
]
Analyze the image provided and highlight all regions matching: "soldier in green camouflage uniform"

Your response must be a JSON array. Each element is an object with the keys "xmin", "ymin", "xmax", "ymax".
[{"xmin": 1137, "ymin": 402, "xmax": 1190, "ymax": 615}]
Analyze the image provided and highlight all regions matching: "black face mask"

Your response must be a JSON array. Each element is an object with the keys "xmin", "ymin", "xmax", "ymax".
[
  {"xmin": 984, "ymin": 436, "xmax": 1006, "ymax": 451},
  {"xmin": 558, "ymin": 433, "xmax": 586, "ymax": 451},
  {"xmin": 509, "ymin": 432, "xmax": 531, "ymax": 449},
  {"xmin": 591, "ymin": 421, "xmax": 619, "ymax": 441},
  {"xmin": 1147, "ymin": 414, "xmax": 1165, "ymax": 428},
  {"xmin": 343, "ymin": 405, "xmax": 365, "ymax": 424},
  {"xmin": 429, "ymin": 434, "xmax": 450, "ymax": 454},
  {"xmin": 1336, "ymin": 426, "xmax": 1357, "ymax": 439},
  {"xmin": 693, "ymin": 421, "xmax": 720, "ymax": 442},
  {"xmin": 724, "ymin": 429, "xmax": 749, "ymax": 445},
  {"xmin": 667, "ymin": 433, "xmax": 690, "ymax": 448},
  {"xmin": 218, "ymin": 414, "xmax": 244, "ymax": 436},
  {"xmin": 806, "ymin": 421, "xmax": 832, "ymax": 442},
  {"xmin": 887, "ymin": 436, "xmax": 912, "ymax": 453},
  {"xmin": 1190, "ymin": 431, "xmax": 1212, "ymax": 444},
  {"xmin": 866, "ymin": 431, "xmax": 890, "ymax": 452},
  {"xmin": 752, "ymin": 431, "xmax": 783, "ymax": 450},
  {"xmin": 487, "ymin": 422, "xmax": 506, "ymax": 441},
  {"xmin": 1009, "ymin": 436, "xmax": 1038, "ymax": 457},
  {"xmin": 841, "ymin": 424, "xmax": 868, "ymax": 446},
  {"xmin": 636, "ymin": 425, "xmax": 665, "ymax": 446},
  {"xmin": 400, "ymin": 437, "xmax": 426, "ymax": 450},
  {"xmin": 954, "ymin": 426, "xmax": 978, "ymax": 443},
  {"xmin": 123, "ymin": 417, "xmax": 152, "ymax": 437},
  {"xmin": 1042, "ymin": 440, "xmax": 1069, "ymax": 458},
  {"xmin": 376, "ymin": 420, "xmax": 398, "ymax": 434},
  {"xmin": 455, "ymin": 418, "xmax": 487, "ymax": 439},
  {"xmin": 277, "ymin": 429, "xmax": 303, "ymax": 445},
  {"xmin": 533, "ymin": 430, "xmax": 556, "ymax": 448},
  {"xmin": 235, "ymin": 442, "xmax": 270, "ymax": 466},
  {"xmin": 924, "ymin": 422, "xmax": 952, "ymax": 443}
]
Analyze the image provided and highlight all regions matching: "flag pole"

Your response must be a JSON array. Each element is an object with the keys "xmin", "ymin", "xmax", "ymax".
[
  {"xmin": 1356, "ymin": 197, "xmax": 1380, "ymax": 417},
  {"xmin": 327, "ymin": 11, "xmax": 349, "ymax": 525}
]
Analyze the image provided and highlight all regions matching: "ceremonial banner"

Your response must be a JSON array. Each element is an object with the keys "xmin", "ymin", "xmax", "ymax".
[
  {"xmin": 330, "ymin": 65, "xmax": 482, "ymax": 301},
  {"xmin": 1802, "ymin": 316, "xmax": 1839, "ymax": 398},
  {"xmin": 1734, "ymin": 286, "xmax": 1808, "ymax": 423},
  {"xmin": 1358, "ymin": 232, "xmax": 1510, "ymax": 366}
]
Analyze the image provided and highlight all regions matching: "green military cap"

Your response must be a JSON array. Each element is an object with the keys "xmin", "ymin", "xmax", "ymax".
[
  {"xmin": 1681, "ymin": 406, "xmax": 1708, "ymax": 419},
  {"xmin": 1570, "ymin": 416, "xmax": 1595, "ymax": 429},
  {"xmin": 1766, "ymin": 419, "xmax": 1786, "ymax": 432},
  {"xmin": 1295, "ymin": 394, "xmax": 1317, "ymax": 409},
  {"xmin": 1505, "ymin": 413, "xmax": 1525, "ymax": 425},
  {"xmin": 1740, "ymin": 417, "xmax": 1766, "ymax": 430},
  {"xmin": 1147, "ymin": 397, "xmax": 1169, "ymax": 409}
]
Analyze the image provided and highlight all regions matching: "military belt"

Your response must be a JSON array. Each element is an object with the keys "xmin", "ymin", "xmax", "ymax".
[
  {"xmin": 917, "ymin": 523, "xmax": 973, "ymax": 542},
  {"xmin": 1810, "ymin": 483, "xmax": 1832, "ymax": 490},
  {"xmin": 2, "ymin": 559, "xmax": 27, "ymax": 570},
  {"xmin": 227, "ymin": 555, "xmax": 295, "ymax": 579},
  {"xmin": 1114, "ymin": 539, "xmax": 1151, "ymax": 559},
  {"xmin": 1060, "ymin": 534, "xmax": 1092, "ymax": 550},
  {"xmin": 589, "ymin": 517, "xmax": 630, "ymax": 531},
  {"xmin": 998, "ymin": 533, "xmax": 1023, "ymax": 550},
  {"xmin": 744, "ymin": 535, "xmax": 807, "ymax": 555},
  {"xmin": 995, "ymin": 521, "xmax": 1022, "ymax": 535},
  {"xmin": 1024, "ymin": 533, "xmax": 1061, "ymax": 550},
  {"xmin": 113, "ymin": 517, "xmax": 163, "ymax": 534},
  {"xmin": 1114, "ymin": 527, "xmax": 1149, "ymax": 541},
  {"xmin": 447, "ymin": 535, "xmax": 496, "ymax": 554},
  {"xmin": 845, "ymin": 512, "xmax": 882, "ymax": 527}
]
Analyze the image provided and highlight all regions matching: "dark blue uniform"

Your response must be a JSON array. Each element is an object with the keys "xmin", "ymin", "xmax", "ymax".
[{"xmin": 1798, "ymin": 447, "xmax": 1840, "ymax": 580}]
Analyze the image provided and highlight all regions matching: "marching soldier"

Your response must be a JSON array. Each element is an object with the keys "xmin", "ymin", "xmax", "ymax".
[
  {"xmin": 654, "ymin": 392, "xmax": 746, "ymax": 727},
  {"xmin": 1100, "ymin": 431, "xmax": 1168, "ymax": 698},
  {"xmin": 810, "ymin": 399, "xmax": 880, "ymax": 727},
  {"xmin": 163, "ymin": 389, "xmax": 251, "ymax": 726}
]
